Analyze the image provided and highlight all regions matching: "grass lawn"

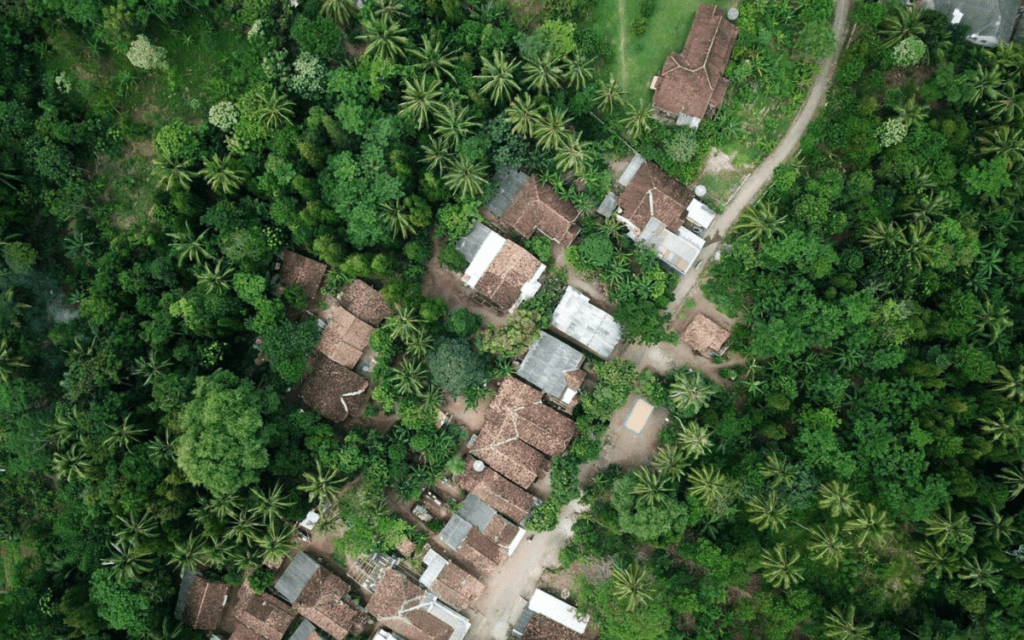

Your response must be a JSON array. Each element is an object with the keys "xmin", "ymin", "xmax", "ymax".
[{"xmin": 582, "ymin": 0, "xmax": 732, "ymax": 106}]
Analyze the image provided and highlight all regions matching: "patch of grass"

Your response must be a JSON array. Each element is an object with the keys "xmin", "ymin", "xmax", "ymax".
[
  {"xmin": 698, "ymin": 168, "xmax": 746, "ymax": 210},
  {"xmin": 1, "ymin": 540, "xmax": 30, "ymax": 591},
  {"xmin": 582, "ymin": 0, "xmax": 731, "ymax": 105}
]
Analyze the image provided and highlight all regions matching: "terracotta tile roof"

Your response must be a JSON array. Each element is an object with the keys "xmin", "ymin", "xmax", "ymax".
[
  {"xmin": 458, "ymin": 528, "xmax": 506, "ymax": 574},
  {"xmin": 299, "ymin": 356, "xmax": 369, "ymax": 424},
  {"xmin": 366, "ymin": 570, "xmax": 454, "ymax": 640},
  {"xmin": 652, "ymin": 4, "xmax": 738, "ymax": 118},
  {"xmin": 456, "ymin": 460, "xmax": 535, "ymax": 524},
  {"xmin": 681, "ymin": 313, "xmax": 730, "ymax": 352},
  {"xmin": 279, "ymin": 250, "xmax": 328, "ymax": 306},
  {"xmin": 338, "ymin": 280, "xmax": 392, "ymax": 327},
  {"xmin": 470, "ymin": 422, "xmax": 549, "ymax": 489},
  {"xmin": 316, "ymin": 299, "xmax": 373, "ymax": 369},
  {"xmin": 234, "ymin": 583, "xmax": 296, "ymax": 640},
  {"xmin": 564, "ymin": 370, "xmax": 587, "ymax": 392},
  {"xmin": 484, "ymin": 516, "xmax": 519, "ymax": 547},
  {"xmin": 493, "ymin": 175, "xmax": 581, "ymax": 245},
  {"xmin": 515, "ymin": 404, "xmax": 576, "ymax": 456},
  {"xmin": 475, "ymin": 242, "xmax": 543, "ymax": 311},
  {"xmin": 522, "ymin": 612, "xmax": 587, "ymax": 640},
  {"xmin": 617, "ymin": 162, "xmax": 695, "ymax": 234},
  {"xmin": 230, "ymin": 626, "xmax": 265, "ymax": 640},
  {"xmin": 177, "ymin": 573, "xmax": 229, "ymax": 631},
  {"xmin": 289, "ymin": 565, "xmax": 371, "ymax": 640},
  {"xmin": 397, "ymin": 540, "xmax": 417, "ymax": 557},
  {"xmin": 429, "ymin": 564, "xmax": 484, "ymax": 611}
]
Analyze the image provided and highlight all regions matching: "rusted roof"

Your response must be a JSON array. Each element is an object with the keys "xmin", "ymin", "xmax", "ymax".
[
  {"xmin": 338, "ymin": 280, "xmax": 392, "ymax": 327},
  {"xmin": 652, "ymin": 4, "xmax": 738, "ymax": 118},
  {"xmin": 316, "ymin": 299, "xmax": 373, "ymax": 369},
  {"xmin": 475, "ymin": 242, "xmax": 544, "ymax": 311},
  {"xmin": 177, "ymin": 573, "xmax": 229, "ymax": 631},
  {"xmin": 279, "ymin": 250, "xmax": 328, "ymax": 305},
  {"xmin": 492, "ymin": 175, "xmax": 581, "ymax": 245},
  {"xmin": 522, "ymin": 612, "xmax": 587, "ymax": 640},
  {"xmin": 617, "ymin": 161, "xmax": 695, "ymax": 234},
  {"xmin": 234, "ymin": 583, "xmax": 296, "ymax": 640},
  {"xmin": 430, "ymin": 563, "xmax": 485, "ymax": 611},
  {"xmin": 299, "ymin": 355, "xmax": 369, "ymax": 424},
  {"xmin": 366, "ymin": 570, "xmax": 454, "ymax": 640},
  {"xmin": 457, "ymin": 460, "xmax": 535, "ymax": 524},
  {"xmin": 681, "ymin": 313, "xmax": 730, "ymax": 352}
]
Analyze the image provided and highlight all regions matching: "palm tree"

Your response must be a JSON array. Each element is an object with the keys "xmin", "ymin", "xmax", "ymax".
[
  {"xmin": 668, "ymin": 370, "xmax": 716, "ymax": 415},
  {"xmin": 359, "ymin": 15, "xmax": 410, "ymax": 63},
  {"xmin": 53, "ymin": 443, "xmax": 90, "ymax": 482},
  {"xmin": 476, "ymin": 50, "xmax": 521, "ymax": 106},
  {"xmin": 534, "ymin": 106, "xmax": 572, "ymax": 151},
  {"xmin": 651, "ymin": 443, "xmax": 688, "ymax": 482},
  {"xmin": 977, "ymin": 125, "xmax": 1024, "ymax": 169},
  {"xmin": 115, "ymin": 510, "xmax": 158, "ymax": 546},
  {"xmin": 198, "ymin": 154, "xmax": 248, "ymax": 196},
  {"xmin": 434, "ymin": 103, "xmax": 481, "ymax": 146},
  {"xmin": 553, "ymin": 133, "xmax": 593, "ymax": 176},
  {"xmin": 228, "ymin": 510, "xmax": 262, "ymax": 544},
  {"xmin": 630, "ymin": 467, "xmax": 671, "ymax": 508},
  {"xmin": 564, "ymin": 54, "xmax": 594, "ymax": 91},
  {"xmin": 399, "ymin": 75, "xmax": 444, "ymax": 130},
  {"xmin": 255, "ymin": 89, "xmax": 295, "ymax": 129},
  {"xmin": 420, "ymin": 136, "xmax": 450, "ymax": 175},
  {"xmin": 894, "ymin": 94, "xmax": 929, "ymax": 127},
  {"xmin": 822, "ymin": 606, "xmax": 873, "ymax": 640},
  {"xmin": 991, "ymin": 364, "xmax": 1024, "ymax": 402},
  {"xmin": 381, "ymin": 199, "xmax": 417, "ymax": 240},
  {"xmin": 259, "ymin": 520, "xmax": 298, "ymax": 565},
  {"xmin": 844, "ymin": 503, "xmax": 894, "ymax": 548},
  {"xmin": 152, "ymin": 155, "xmax": 196, "ymax": 191},
  {"xmin": 392, "ymin": 359, "xmax": 428, "ymax": 397},
  {"xmin": 860, "ymin": 220, "xmax": 905, "ymax": 252},
  {"xmin": 958, "ymin": 556, "xmax": 1002, "ymax": 591},
  {"xmin": 923, "ymin": 504, "xmax": 974, "ymax": 548},
  {"xmin": 966, "ymin": 63, "xmax": 1005, "ymax": 105},
  {"xmin": 996, "ymin": 463, "xmax": 1024, "ymax": 499},
  {"xmin": 405, "ymin": 332, "xmax": 433, "ymax": 359},
  {"xmin": 386, "ymin": 306, "xmax": 423, "ymax": 343},
  {"xmin": 759, "ymin": 452, "xmax": 796, "ymax": 489},
  {"xmin": 148, "ymin": 616, "xmax": 186, "ymax": 640},
  {"xmin": 523, "ymin": 51, "xmax": 565, "ymax": 94},
  {"xmin": 595, "ymin": 76, "xmax": 625, "ymax": 114},
  {"xmin": 413, "ymin": 35, "xmax": 457, "ymax": 82},
  {"xmin": 169, "ymin": 532, "xmax": 209, "ymax": 574},
  {"xmin": 132, "ymin": 351, "xmax": 173, "ymax": 386},
  {"xmin": 734, "ymin": 200, "xmax": 787, "ymax": 245},
  {"xmin": 817, "ymin": 481, "xmax": 858, "ymax": 518},
  {"xmin": 914, "ymin": 540, "xmax": 959, "ymax": 579},
  {"xmin": 371, "ymin": 0, "xmax": 407, "ymax": 21},
  {"xmin": 610, "ymin": 563, "xmax": 652, "ymax": 612},
  {"xmin": 208, "ymin": 493, "xmax": 242, "ymax": 520},
  {"xmin": 878, "ymin": 4, "xmax": 925, "ymax": 48},
  {"xmin": 320, "ymin": 0, "xmax": 359, "ymax": 27},
  {"xmin": 686, "ymin": 464, "xmax": 732, "ymax": 511},
  {"xmin": 102, "ymin": 541, "xmax": 154, "ymax": 582},
  {"xmin": 986, "ymin": 83, "xmax": 1024, "ymax": 123},
  {"xmin": 167, "ymin": 223, "xmax": 213, "ymax": 266},
  {"xmin": 978, "ymin": 408, "xmax": 1023, "ymax": 445},
  {"xmin": 194, "ymin": 260, "xmax": 236, "ymax": 294},
  {"xmin": 974, "ymin": 298, "xmax": 1013, "ymax": 346},
  {"xmin": 313, "ymin": 505, "xmax": 345, "ymax": 535},
  {"xmin": 0, "ymin": 338, "xmax": 28, "ymax": 383},
  {"xmin": 443, "ymin": 155, "xmax": 489, "ymax": 199},
  {"xmin": 505, "ymin": 93, "xmax": 541, "ymax": 137},
  {"xmin": 104, "ymin": 415, "xmax": 145, "ymax": 452},
  {"xmin": 299, "ymin": 459, "xmax": 348, "ymax": 507},
  {"xmin": 806, "ymin": 524, "xmax": 850, "ymax": 568},
  {"xmin": 251, "ymin": 483, "xmax": 295, "ymax": 524},
  {"xmin": 146, "ymin": 430, "xmax": 176, "ymax": 465},
  {"xmin": 746, "ymin": 491, "xmax": 789, "ymax": 533},
  {"xmin": 973, "ymin": 506, "xmax": 1017, "ymax": 545},
  {"xmin": 676, "ymin": 420, "xmax": 713, "ymax": 459},
  {"xmin": 759, "ymin": 544, "xmax": 803, "ymax": 589},
  {"xmin": 619, "ymin": 102, "xmax": 653, "ymax": 139}
]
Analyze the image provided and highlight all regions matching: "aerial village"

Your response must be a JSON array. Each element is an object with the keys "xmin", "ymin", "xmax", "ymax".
[{"xmin": 170, "ymin": 7, "xmax": 737, "ymax": 640}]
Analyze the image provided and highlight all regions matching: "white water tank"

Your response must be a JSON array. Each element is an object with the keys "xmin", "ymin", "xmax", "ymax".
[
  {"xmin": 695, "ymin": 185, "xmax": 707, "ymax": 198},
  {"xmin": 473, "ymin": 460, "xmax": 486, "ymax": 472},
  {"xmin": 727, "ymin": 7, "xmax": 739, "ymax": 21}
]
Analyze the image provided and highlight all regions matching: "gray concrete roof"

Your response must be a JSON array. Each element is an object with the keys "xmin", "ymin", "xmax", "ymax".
[
  {"xmin": 438, "ymin": 515, "xmax": 473, "ymax": 550},
  {"xmin": 275, "ymin": 553, "xmax": 320, "ymax": 604},
  {"xmin": 597, "ymin": 192, "xmax": 617, "ymax": 217},
  {"xmin": 516, "ymin": 333, "xmax": 586, "ymax": 399},
  {"xmin": 459, "ymin": 494, "xmax": 497, "ymax": 533},
  {"xmin": 455, "ymin": 222, "xmax": 491, "ymax": 264},
  {"xmin": 287, "ymin": 619, "xmax": 326, "ymax": 640},
  {"xmin": 551, "ymin": 287, "xmax": 621, "ymax": 359},
  {"xmin": 618, "ymin": 153, "xmax": 645, "ymax": 187},
  {"xmin": 174, "ymin": 571, "xmax": 196, "ymax": 621},
  {"xmin": 486, "ymin": 168, "xmax": 529, "ymax": 217}
]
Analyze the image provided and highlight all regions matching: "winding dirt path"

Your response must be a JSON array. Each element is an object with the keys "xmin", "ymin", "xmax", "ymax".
[{"xmin": 666, "ymin": 0, "xmax": 853, "ymax": 315}]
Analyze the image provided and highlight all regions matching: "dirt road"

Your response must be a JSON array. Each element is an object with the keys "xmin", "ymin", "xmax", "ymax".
[{"xmin": 666, "ymin": 0, "xmax": 853, "ymax": 315}]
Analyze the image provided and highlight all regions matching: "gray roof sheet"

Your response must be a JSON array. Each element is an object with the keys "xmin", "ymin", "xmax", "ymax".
[
  {"xmin": 438, "ymin": 515, "xmax": 473, "ymax": 550},
  {"xmin": 516, "ymin": 333, "xmax": 586, "ymax": 399},
  {"xmin": 276, "ymin": 552, "xmax": 320, "ymax": 604},
  {"xmin": 551, "ymin": 287, "xmax": 621, "ymax": 359},
  {"xmin": 597, "ymin": 192, "xmax": 617, "ymax": 217},
  {"xmin": 618, "ymin": 153, "xmax": 645, "ymax": 187},
  {"xmin": 486, "ymin": 168, "xmax": 529, "ymax": 217},
  {"xmin": 459, "ymin": 494, "xmax": 497, "ymax": 532},
  {"xmin": 174, "ymin": 571, "xmax": 196, "ymax": 621},
  {"xmin": 455, "ymin": 222, "xmax": 491, "ymax": 263},
  {"xmin": 288, "ymin": 619, "xmax": 325, "ymax": 640}
]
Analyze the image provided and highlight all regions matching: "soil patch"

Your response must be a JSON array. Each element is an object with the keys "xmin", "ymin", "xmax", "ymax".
[
  {"xmin": 422, "ymin": 239, "xmax": 505, "ymax": 329},
  {"xmin": 607, "ymin": 156, "xmax": 633, "ymax": 183},
  {"xmin": 703, "ymin": 147, "xmax": 740, "ymax": 175},
  {"xmin": 579, "ymin": 391, "xmax": 670, "ymax": 485},
  {"xmin": 540, "ymin": 557, "xmax": 614, "ymax": 596}
]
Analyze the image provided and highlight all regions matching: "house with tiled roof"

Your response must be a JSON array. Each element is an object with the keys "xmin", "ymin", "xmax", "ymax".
[
  {"xmin": 419, "ymin": 548, "xmax": 485, "ymax": 611},
  {"xmin": 175, "ymin": 572, "xmax": 229, "ymax": 631},
  {"xmin": 515, "ymin": 333, "xmax": 587, "ymax": 410},
  {"xmin": 366, "ymin": 569, "xmax": 471, "ymax": 640},
  {"xmin": 455, "ymin": 223, "xmax": 546, "ymax": 312},
  {"xmin": 485, "ymin": 169, "xmax": 582, "ymax": 245},
  {"xmin": 457, "ymin": 458, "xmax": 536, "ymax": 524},
  {"xmin": 681, "ymin": 313, "xmax": 730, "ymax": 355},
  {"xmin": 338, "ymin": 279, "xmax": 392, "ymax": 327},
  {"xmin": 231, "ymin": 582, "xmax": 296, "ymax": 640},
  {"xmin": 314, "ymin": 297, "xmax": 374, "ymax": 369},
  {"xmin": 287, "ymin": 619, "xmax": 330, "ymax": 640},
  {"xmin": 274, "ymin": 553, "xmax": 372, "ymax": 640},
  {"xmin": 513, "ymin": 589, "xmax": 591, "ymax": 640},
  {"xmin": 651, "ymin": 4, "xmax": 739, "ymax": 127},
  {"xmin": 299, "ymin": 354, "xmax": 369, "ymax": 424},
  {"xmin": 437, "ymin": 494, "xmax": 526, "ymax": 574},
  {"xmin": 277, "ymin": 250, "xmax": 328, "ymax": 307}
]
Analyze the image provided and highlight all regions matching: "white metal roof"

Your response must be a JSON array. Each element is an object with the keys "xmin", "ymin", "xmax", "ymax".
[
  {"xmin": 461, "ymin": 226, "xmax": 506, "ymax": 289},
  {"xmin": 419, "ymin": 549, "xmax": 448, "ymax": 589},
  {"xmin": 686, "ymin": 199, "xmax": 716, "ymax": 229},
  {"xmin": 527, "ymin": 589, "xmax": 590, "ymax": 634},
  {"xmin": 639, "ymin": 219, "xmax": 705, "ymax": 273},
  {"xmin": 551, "ymin": 287, "xmax": 621, "ymax": 359},
  {"xmin": 299, "ymin": 510, "xmax": 321, "ymax": 531}
]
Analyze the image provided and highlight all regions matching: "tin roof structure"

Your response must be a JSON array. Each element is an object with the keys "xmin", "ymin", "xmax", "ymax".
[
  {"xmin": 486, "ymin": 168, "xmax": 531, "ymax": 217},
  {"xmin": 551, "ymin": 287, "xmax": 620, "ymax": 359},
  {"xmin": 618, "ymin": 153, "xmax": 645, "ymax": 187},
  {"xmin": 276, "ymin": 553, "xmax": 321, "ymax": 604},
  {"xmin": 287, "ymin": 619, "xmax": 328, "ymax": 640},
  {"xmin": 638, "ymin": 218, "xmax": 705, "ymax": 274},
  {"xmin": 597, "ymin": 192, "xmax": 618, "ymax": 217},
  {"xmin": 419, "ymin": 549, "xmax": 484, "ymax": 611},
  {"xmin": 617, "ymin": 161, "xmax": 695, "ymax": 237},
  {"xmin": 366, "ymin": 569, "xmax": 470, "ymax": 640},
  {"xmin": 486, "ymin": 171, "xmax": 581, "ymax": 245},
  {"xmin": 527, "ymin": 590, "xmax": 590, "ymax": 635},
  {"xmin": 516, "ymin": 333, "xmax": 587, "ymax": 404},
  {"xmin": 685, "ymin": 198, "xmax": 716, "ymax": 229}
]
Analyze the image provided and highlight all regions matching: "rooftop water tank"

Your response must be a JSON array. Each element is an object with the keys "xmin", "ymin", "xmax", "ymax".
[
  {"xmin": 473, "ymin": 460, "xmax": 486, "ymax": 472},
  {"xmin": 695, "ymin": 185, "xmax": 708, "ymax": 197},
  {"xmin": 727, "ymin": 7, "xmax": 739, "ymax": 21}
]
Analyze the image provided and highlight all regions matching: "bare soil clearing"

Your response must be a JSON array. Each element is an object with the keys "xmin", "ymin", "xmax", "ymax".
[
  {"xmin": 423, "ymin": 240, "xmax": 506, "ymax": 328},
  {"xmin": 579, "ymin": 392, "xmax": 671, "ymax": 485}
]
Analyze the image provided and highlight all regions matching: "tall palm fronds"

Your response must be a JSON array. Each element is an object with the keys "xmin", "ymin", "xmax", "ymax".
[
  {"xmin": 878, "ymin": 5, "xmax": 925, "ymax": 48},
  {"xmin": 758, "ymin": 544, "xmax": 803, "ymax": 589},
  {"xmin": 166, "ymin": 223, "xmax": 212, "ymax": 266},
  {"xmin": 822, "ymin": 605, "xmax": 873, "ymax": 640},
  {"xmin": 198, "ymin": 154, "xmax": 248, "ymax": 196},
  {"xmin": 619, "ymin": 102, "xmax": 653, "ymax": 139},
  {"xmin": 996, "ymin": 463, "xmax": 1024, "ymax": 499},
  {"xmin": 758, "ymin": 452, "xmax": 796, "ymax": 488},
  {"xmin": 922, "ymin": 504, "xmax": 974, "ymax": 548},
  {"xmin": 733, "ymin": 200, "xmax": 787, "ymax": 244},
  {"xmin": 675, "ymin": 419, "xmax": 713, "ymax": 459},
  {"xmin": 990, "ymin": 364, "xmax": 1024, "ymax": 402},
  {"xmin": 476, "ymin": 50, "xmax": 521, "ymax": 106},
  {"xmin": 595, "ymin": 76, "xmax": 625, "ymax": 114},
  {"xmin": 413, "ymin": 35, "xmax": 457, "ymax": 82},
  {"xmin": 505, "ymin": 94, "xmax": 541, "ymax": 137},
  {"xmin": 152, "ymin": 155, "xmax": 196, "ymax": 191},
  {"xmin": 972, "ymin": 506, "xmax": 1017, "ymax": 545},
  {"xmin": 629, "ymin": 467, "xmax": 672, "ymax": 508},
  {"xmin": 443, "ymin": 155, "xmax": 489, "ymax": 199},
  {"xmin": 255, "ymin": 89, "xmax": 295, "ymax": 129},
  {"xmin": 914, "ymin": 540, "xmax": 959, "ymax": 579},
  {"xmin": 610, "ymin": 563, "xmax": 652, "ymax": 612},
  {"xmin": 817, "ymin": 481, "xmax": 858, "ymax": 518},
  {"xmin": 298, "ymin": 459, "xmax": 348, "ymax": 507},
  {"xmin": 359, "ymin": 15, "xmax": 410, "ymax": 63},
  {"xmin": 399, "ymin": 75, "xmax": 444, "ymax": 130},
  {"xmin": 320, "ymin": 0, "xmax": 360, "ymax": 27},
  {"xmin": 806, "ymin": 524, "xmax": 851, "ymax": 568},
  {"xmin": 522, "ymin": 51, "xmax": 565, "ymax": 95},
  {"xmin": 651, "ymin": 443, "xmax": 688, "ymax": 482},
  {"xmin": 746, "ymin": 491, "xmax": 789, "ymax": 533},
  {"xmin": 844, "ymin": 503, "xmax": 894, "ymax": 548}
]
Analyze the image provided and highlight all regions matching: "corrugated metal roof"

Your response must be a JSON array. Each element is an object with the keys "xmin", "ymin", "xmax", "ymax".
[
  {"xmin": 516, "ymin": 333, "xmax": 586, "ymax": 399},
  {"xmin": 459, "ymin": 494, "xmax": 497, "ymax": 533},
  {"xmin": 486, "ymin": 168, "xmax": 529, "ymax": 217},
  {"xmin": 618, "ymin": 153, "xmax": 645, "ymax": 187},
  {"xmin": 287, "ymin": 619, "xmax": 324, "ymax": 640},
  {"xmin": 686, "ymin": 199, "xmax": 715, "ymax": 229},
  {"xmin": 174, "ymin": 571, "xmax": 196, "ymax": 621},
  {"xmin": 419, "ymin": 550, "xmax": 448, "ymax": 589},
  {"xmin": 597, "ymin": 192, "xmax": 617, "ymax": 217},
  {"xmin": 455, "ymin": 222, "xmax": 493, "ymax": 264},
  {"xmin": 276, "ymin": 553, "xmax": 320, "ymax": 604},
  {"xmin": 638, "ymin": 219, "xmax": 704, "ymax": 274},
  {"xmin": 512, "ymin": 608, "xmax": 535, "ymax": 637},
  {"xmin": 527, "ymin": 590, "xmax": 590, "ymax": 634},
  {"xmin": 438, "ymin": 515, "xmax": 473, "ymax": 550},
  {"xmin": 551, "ymin": 287, "xmax": 621, "ymax": 359}
]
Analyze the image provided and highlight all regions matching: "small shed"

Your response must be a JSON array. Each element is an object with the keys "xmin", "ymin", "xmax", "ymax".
[
  {"xmin": 623, "ymin": 398, "xmax": 654, "ymax": 434},
  {"xmin": 681, "ymin": 314, "xmax": 730, "ymax": 353},
  {"xmin": 685, "ymin": 199, "xmax": 716, "ymax": 230}
]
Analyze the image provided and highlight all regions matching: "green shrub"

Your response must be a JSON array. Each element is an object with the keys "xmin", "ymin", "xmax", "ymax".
[
  {"xmin": 640, "ymin": 0, "xmax": 656, "ymax": 18},
  {"xmin": 289, "ymin": 15, "xmax": 344, "ymax": 61},
  {"xmin": 154, "ymin": 120, "xmax": 201, "ymax": 163},
  {"xmin": 427, "ymin": 337, "xmax": 488, "ymax": 398},
  {"xmin": 438, "ymin": 243, "xmax": 467, "ymax": 271},
  {"xmin": 282, "ymin": 284, "xmax": 306, "ymax": 311},
  {"xmin": 446, "ymin": 308, "xmax": 482, "ymax": 338},
  {"xmin": 249, "ymin": 567, "xmax": 275, "ymax": 594},
  {"xmin": 631, "ymin": 17, "xmax": 648, "ymax": 37},
  {"xmin": 525, "ymin": 235, "xmax": 552, "ymax": 262}
]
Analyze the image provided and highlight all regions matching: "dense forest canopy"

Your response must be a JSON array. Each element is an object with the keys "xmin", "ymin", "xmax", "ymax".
[{"xmin": 0, "ymin": 0, "xmax": 1021, "ymax": 639}]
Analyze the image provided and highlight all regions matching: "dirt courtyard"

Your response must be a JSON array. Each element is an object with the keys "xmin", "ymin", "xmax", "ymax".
[
  {"xmin": 422, "ymin": 239, "xmax": 506, "ymax": 329},
  {"xmin": 579, "ymin": 391, "xmax": 671, "ymax": 486}
]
